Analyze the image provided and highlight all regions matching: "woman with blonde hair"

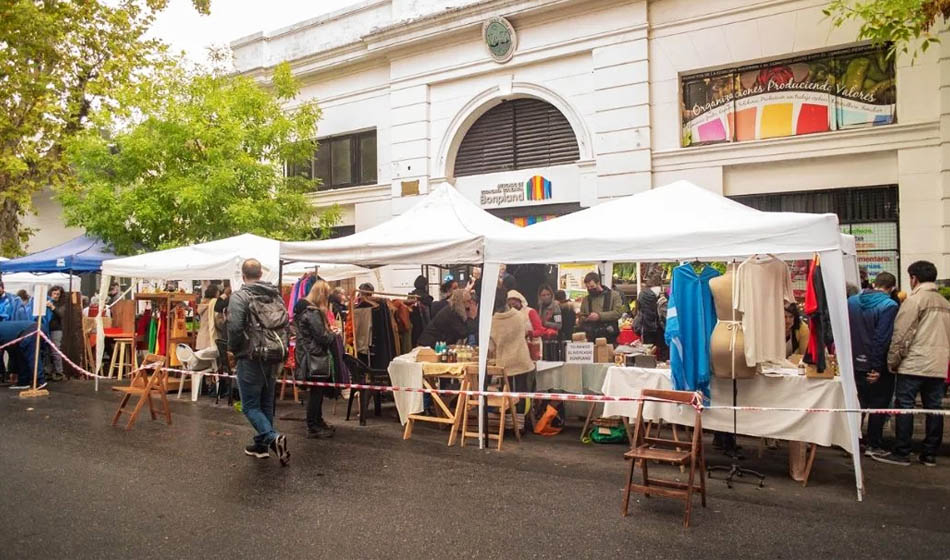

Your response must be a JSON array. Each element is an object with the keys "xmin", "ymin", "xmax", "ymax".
[
  {"xmin": 417, "ymin": 288, "xmax": 475, "ymax": 348},
  {"xmin": 294, "ymin": 280, "xmax": 339, "ymax": 439}
]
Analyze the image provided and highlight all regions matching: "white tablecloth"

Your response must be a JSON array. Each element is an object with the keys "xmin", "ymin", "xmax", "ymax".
[
  {"xmin": 600, "ymin": 367, "xmax": 853, "ymax": 453},
  {"xmin": 534, "ymin": 361, "xmax": 613, "ymax": 394},
  {"xmin": 387, "ymin": 355, "xmax": 425, "ymax": 425}
]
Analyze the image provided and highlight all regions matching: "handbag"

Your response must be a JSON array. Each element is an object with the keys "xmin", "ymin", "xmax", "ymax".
[{"xmin": 297, "ymin": 349, "xmax": 331, "ymax": 382}]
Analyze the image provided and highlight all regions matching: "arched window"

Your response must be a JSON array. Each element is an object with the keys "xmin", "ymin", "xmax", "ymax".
[{"xmin": 453, "ymin": 98, "xmax": 580, "ymax": 177}]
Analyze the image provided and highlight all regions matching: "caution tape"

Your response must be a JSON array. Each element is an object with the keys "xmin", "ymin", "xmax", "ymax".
[
  {"xmin": 27, "ymin": 334, "xmax": 950, "ymax": 416},
  {"xmin": 0, "ymin": 331, "xmax": 34, "ymax": 352}
]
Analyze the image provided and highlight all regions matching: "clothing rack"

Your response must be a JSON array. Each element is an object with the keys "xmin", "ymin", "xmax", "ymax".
[{"xmin": 357, "ymin": 288, "xmax": 419, "ymax": 300}]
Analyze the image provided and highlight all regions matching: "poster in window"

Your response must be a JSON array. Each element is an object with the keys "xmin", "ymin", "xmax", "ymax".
[
  {"xmin": 833, "ymin": 50, "xmax": 896, "ymax": 129},
  {"xmin": 681, "ymin": 46, "xmax": 894, "ymax": 147},
  {"xmin": 558, "ymin": 263, "xmax": 599, "ymax": 302}
]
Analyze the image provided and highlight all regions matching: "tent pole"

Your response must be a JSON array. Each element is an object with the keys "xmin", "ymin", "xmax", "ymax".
[
  {"xmin": 818, "ymin": 249, "xmax": 864, "ymax": 501},
  {"xmin": 476, "ymin": 263, "xmax": 500, "ymax": 450}
]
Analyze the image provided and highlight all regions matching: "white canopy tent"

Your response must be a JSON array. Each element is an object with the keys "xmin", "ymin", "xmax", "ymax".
[
  {"xmin": 488, "ymin": 180, "xmax": 864, "ymax": 499},
  {"xmin": 0, "ymin": 271, "xmax": 81, "ymax": 294},
  {"xmin": 94, "ymin": 234, "xmax": 285, "ymax": 390},
  {"xmin": 281, "ymin": 184, "xmax": 524, "ymax": 448}
]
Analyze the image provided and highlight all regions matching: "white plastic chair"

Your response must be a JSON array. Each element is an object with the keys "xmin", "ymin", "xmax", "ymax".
[{"xmin": 175, "ymin": 343, "xmax": 217, "ymax": 401}]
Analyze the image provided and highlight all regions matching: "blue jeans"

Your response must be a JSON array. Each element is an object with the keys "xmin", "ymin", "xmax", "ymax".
[
  {"xmin": 236, "ymin": 359, "xmax": 280, "ymax": 447},
  {"xmin": 893, "ymin": 374, "xmax": 944, "ymax": 457}
]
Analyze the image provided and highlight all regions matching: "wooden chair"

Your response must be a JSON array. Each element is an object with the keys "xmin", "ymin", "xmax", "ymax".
[
  {"xmin": 111, "ymin": 354, "xmax": 171, "ymax": 430},
  {"xmin": 343, "ymin": 353, "xmax": 391, "ymax": 426},
  {"xmin": 458, "ymin": 365, "xmax": 520, "ymax": 450},
  {"xmin": 621, "ymin": 389, "xmax": 706, "ymax": 528}
]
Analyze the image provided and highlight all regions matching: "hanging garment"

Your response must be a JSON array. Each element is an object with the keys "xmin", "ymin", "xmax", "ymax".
[
  {"xmin": 665, "ymin": 264, "xmax": 720, "ymax": 398},
  {"xmin": 804, "ymin": 255, "xmax": 833, "ymax": 371},
  {"xmin": 137, "ymin": 308, "xmax": 153, "ymax": 351},
  {"xmin": 353, "ymin": 307, "xmax": 373, "ymax": 355},
  {"xmin": 147, "ymin": 314, "xmax": 158, "ymax": 354},
  {"xmin": 734, "ymin": 255, "xmax": 795, "ymax": 367},
  {"xmin": 369, "ymin": 302, "xmax": 399, "ymax": 371},
  {"xmin": 157, "ymin": 311, "xmax": 167, "ymax": 357}
]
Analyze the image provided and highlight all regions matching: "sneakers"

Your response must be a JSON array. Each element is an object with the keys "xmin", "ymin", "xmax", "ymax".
[
  {"xmin": 270, "ymin": 434, "xmax": 290, "ymax": 466},
  {"xmin": 919, "ymin": 454, "xmax": 937, "ymax": 467},
  {"xmin": 9, "ymin": 385, "xmax": 30, "ymax": 390},
  {"xmin": 244, "ymin": 444, "xmax": 270, "ymax": 459},
  {"xmin": 871, "ymin": 453, "xmax": 911, "ymax": 466},
  {"xmin": 307, "ymin": 424, "xmax": 335, "ymax": 439},
  {"xmin": 864, "ymin": 447, "xmax": 888, "ymax": 458},
  {"xmin": 37, "ymin": 382, "xmax": 48, "ymax": 390}
]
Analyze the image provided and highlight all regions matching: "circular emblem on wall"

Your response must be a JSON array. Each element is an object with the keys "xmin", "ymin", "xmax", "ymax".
[{"xmin": 483, "ymin": 16, "xmax": 516, "ymax": 63}]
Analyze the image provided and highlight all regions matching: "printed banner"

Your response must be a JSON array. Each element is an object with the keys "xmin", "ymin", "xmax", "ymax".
[{"xmin": 682, "ymin": 46, "xmax": 895, "ymax": 146}]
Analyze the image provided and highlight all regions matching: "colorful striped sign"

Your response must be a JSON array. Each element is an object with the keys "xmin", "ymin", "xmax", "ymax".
[{"xmin": 525, "ymin": 175, "xmax": 552, "ymax": 201}]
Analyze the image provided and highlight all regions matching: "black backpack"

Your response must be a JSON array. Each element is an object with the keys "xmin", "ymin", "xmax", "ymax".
[{"xmin": 246, "ymin": 293, "xmax": 290, "ymax": 363}]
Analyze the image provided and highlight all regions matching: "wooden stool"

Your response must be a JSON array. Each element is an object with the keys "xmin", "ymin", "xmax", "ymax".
[
  {"xmin": 108, "ymin": 338, "xmax": 137, "ymax": 380},
  {"xmin": 111, "ymin": 354, "xmax": 171, "ymax": 430}
]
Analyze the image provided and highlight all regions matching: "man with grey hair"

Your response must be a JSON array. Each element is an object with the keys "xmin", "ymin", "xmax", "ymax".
[{"xmin": 228, "ymin": 259, "xmax": 290, "ymax": 465}]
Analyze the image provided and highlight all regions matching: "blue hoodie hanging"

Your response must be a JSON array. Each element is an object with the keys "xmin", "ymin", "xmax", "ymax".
[{"xmin": 665, "ymin": 263, "xmax": 720, "ymax": 400}]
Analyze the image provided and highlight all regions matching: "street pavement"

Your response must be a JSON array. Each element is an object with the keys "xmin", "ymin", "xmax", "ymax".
[{"xmin": 1, "ymin": 379, "xmax": 948, "ymax": 559}]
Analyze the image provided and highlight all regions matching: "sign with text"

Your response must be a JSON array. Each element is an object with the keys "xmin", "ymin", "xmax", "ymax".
[
  {"xmin": 32, "ymin": 285, "xmax": 48, "ymax": 318},
  {"xmin": 565, "ymin": 342, "xmax": 594, "ymax": 364}
]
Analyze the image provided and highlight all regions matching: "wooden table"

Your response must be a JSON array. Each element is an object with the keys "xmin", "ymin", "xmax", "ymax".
[{"xmin": 402, "ymin": 362, "xmax": 476, "ymax": 446}]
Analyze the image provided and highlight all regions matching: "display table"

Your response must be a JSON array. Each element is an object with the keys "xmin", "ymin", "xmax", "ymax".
[
  {"xmin": 534, "ymin": 361, "xmax": 612, "ymax": 394},
  {"xmin": 388, "ymin": 356, "xmax": 476, "ymax": 424},
  {"xmin": 601, "ymin": 367, "xmax": 853, "ymax": 453}
]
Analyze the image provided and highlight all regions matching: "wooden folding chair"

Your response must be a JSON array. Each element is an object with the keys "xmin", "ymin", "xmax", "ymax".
[
  {"xmin": 111, "ymin": 354, "xmax": 171, "ymax": 431},
  {"xmin": 458, "ymin": 365, "xmax": 520, "ymax": 450},
  {"xmin": 621, "ymin": 389, "xmax": 707, "ymax": 528}
]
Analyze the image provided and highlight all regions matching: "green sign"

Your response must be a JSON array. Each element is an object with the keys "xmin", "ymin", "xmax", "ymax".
[{"xmin": 483, "ymin": 17, "xmax": 516, "ymax": 63}]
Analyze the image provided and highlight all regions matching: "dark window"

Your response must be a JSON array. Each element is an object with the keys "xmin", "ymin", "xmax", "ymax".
[
  {"xmin": 286, "ymin": 130, "xmax": 377, "ymax": 190},
  {"xmin": 732, "ymin": 185, "xmax": 900, "ymax": 287},
  {"xmin": 454, "ymin": 98, "xmax": 579, "ymax": 177}
]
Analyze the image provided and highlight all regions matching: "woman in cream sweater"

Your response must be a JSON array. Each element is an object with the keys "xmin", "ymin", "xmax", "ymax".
[{"xmin": 490, "ymin": 292, "xmax": 535, "ymax": 376}]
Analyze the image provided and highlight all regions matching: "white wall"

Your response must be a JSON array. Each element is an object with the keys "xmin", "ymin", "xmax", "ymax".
[{"xmin": 21, "ymin": 187, "xmax": 83, "ymax": 253}]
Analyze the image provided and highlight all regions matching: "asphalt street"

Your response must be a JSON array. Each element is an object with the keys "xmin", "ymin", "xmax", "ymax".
[{"xmin": 1, "ymin": 379, "xmax": 948, "ymax": 559}]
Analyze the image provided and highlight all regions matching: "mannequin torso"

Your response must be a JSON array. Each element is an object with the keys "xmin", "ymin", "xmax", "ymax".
[{"xmin": 709, "ymin": 265, "xmax": 757, "ymax": 378}]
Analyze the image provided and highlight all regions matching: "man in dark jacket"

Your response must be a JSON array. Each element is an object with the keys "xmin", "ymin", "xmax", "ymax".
[
  {"xmin": 847, "ymin": 271, "xmax": 898, "ymax": 457},
  {"xmin": 228, "ymin": 259, "xmax": 290, "ymax": 465},
  {"xmin": 578, "ymin": 272, "xmax": 624, "ymax": 344},
  {"xmin": 1, "ymin": 321, "xmax": 45, "ymax": 390}
]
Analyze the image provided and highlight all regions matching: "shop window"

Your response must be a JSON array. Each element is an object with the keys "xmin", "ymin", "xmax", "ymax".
[
  {"xmin": 286, "ymin": 130, "xmax": 378, "ymax": 190},
  {"xmin": 733, "ymin": 185, "xmax": 900, "ymax": 291},
  {"xmin": 681, "ymin": 44, "xmax": 895, "ymax": 147},
  {"xmin": 454, "ymin": 98, "xmax": 580, "ymax": 177}
]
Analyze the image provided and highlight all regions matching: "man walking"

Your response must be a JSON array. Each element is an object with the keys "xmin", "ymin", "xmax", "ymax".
[
  {"xmin": 847, "ymin": 272, "xmax": 898, "ymax": 458},
  {"xmin": 228, "ymin": 259, "xmax": 290, "ymax": 465},
  {"xmin": 876, "ymin": 261, "xmax": 949, "ymax": 467}
]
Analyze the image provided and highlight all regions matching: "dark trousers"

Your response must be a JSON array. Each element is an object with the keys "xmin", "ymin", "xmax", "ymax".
[
  {"xmin": 855, "ymin": 370, "xmax": 895, "ymax": 449},
  {"xmin": 307, "ymin": 387, "xmax": 327, "ymax": 431},
  {"xmin": 893, "ymin": 374, "xmax": 945, "ymax": 457}
]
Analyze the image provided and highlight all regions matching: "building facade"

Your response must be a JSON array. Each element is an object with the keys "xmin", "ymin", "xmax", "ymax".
[{"xmin": 232, "ymin": 0, "xmax": 948, "ymax": 290}]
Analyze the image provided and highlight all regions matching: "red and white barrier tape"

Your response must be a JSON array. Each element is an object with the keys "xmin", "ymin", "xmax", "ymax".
[
  {"xmin": 29, "ymin": 334, "xmax": 950, "ymax": 416},
  {"xmin": 0, "ymin": 331, "xmax": 33, "ymax": 352}
]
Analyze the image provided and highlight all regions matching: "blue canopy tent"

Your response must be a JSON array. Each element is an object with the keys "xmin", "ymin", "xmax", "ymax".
[{"xmin": 0, "ymin": 235, "xmax": 116, "ymax": 274}]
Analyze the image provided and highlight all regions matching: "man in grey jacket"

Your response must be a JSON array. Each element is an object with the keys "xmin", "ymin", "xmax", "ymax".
[
  {"xmin": 875, "ymin": 261, "xmax": 950, "ymax": 467},
  {"xmin": 228, "ymin": 259, "xmax": 290, "ymax": 465}
]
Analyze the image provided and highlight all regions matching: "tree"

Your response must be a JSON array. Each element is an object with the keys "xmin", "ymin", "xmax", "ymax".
[
  {"xmin": 0, "ymin": 0, "xmax": 210, "ymax": 256},
  {"xmin": 825, "ymin": 0, "xmax": 950, "ymax": 59},
  {"xmin": 59, "ymin": 60, "xmax": 338, "ymax": 254}
]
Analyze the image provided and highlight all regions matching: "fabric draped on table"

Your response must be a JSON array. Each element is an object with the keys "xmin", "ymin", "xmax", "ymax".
[
  {"xmin": 804, "ymin": 255, "xmax": 833, "ymax": 372},
  {"xmin": 665, "ymin": 263, "xmax": 720, "ymax": 398},
  {"xmin": 735, "ymin": 255, "xmax": 796, "ymax": 367}
]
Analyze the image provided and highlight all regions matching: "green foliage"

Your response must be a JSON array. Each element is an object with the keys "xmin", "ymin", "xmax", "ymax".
[
  {"xmin": 0, "ymin": 0, "xmax": 209, "ymax": 256},
  {"xmin": 824, "ymin": 0, "xmax": 949, "ymax": 60},
  {"xmin": 59, "ymin": 59, "xmax": 335, "ymax": 254}
]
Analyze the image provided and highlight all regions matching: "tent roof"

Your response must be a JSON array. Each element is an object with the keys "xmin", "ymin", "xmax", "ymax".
[
  {"xmin": 487, "ymin": 180, "xmax": 843, "ymax": 264},
  {"xmin": 0, "ymin": 235, "xmax": 117, "ymax": 273},
  {"xmin": 280, "ymin": 184, "xmax": 522, "ymax": 266},
  {"xmin": 282, "ymin": 262, "xmax": 369, "ymax": 283},
  {"xmin": 101, "ymin": 234, "xmax": 280, "ymax": 284}
]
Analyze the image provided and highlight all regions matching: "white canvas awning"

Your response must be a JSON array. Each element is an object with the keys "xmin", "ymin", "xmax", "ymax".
[
  {"xmin": 487, "ymin": 180, "xmax": 863, "ymax": 500},
  {"xmin": 280, "ymin": 184, "xmax": 522, "ymax": 266},
  {"xmin": 281, "ymin": 262, "xmax": 369, "ymax": 283},
  {"xmin": 101, "ymin": 233, "xmax": 281, "ymax": 287}
]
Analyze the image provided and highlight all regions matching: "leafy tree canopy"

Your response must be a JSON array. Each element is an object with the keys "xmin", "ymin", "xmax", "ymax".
[
  {"xmin": 60, "ymin": 60, "xmax": 337, "ymax": 254},
  {"xmin": 825, "ymin": 0, "xmax": 950, "ymax": 59},
  {"xmin": 0, "ymin": 0, "xmax": 210, "ymax": 256}
]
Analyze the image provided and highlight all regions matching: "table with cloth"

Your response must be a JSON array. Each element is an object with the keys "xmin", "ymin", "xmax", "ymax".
[
  {"xmin": 387, "ymin": 354, "xmax": 472, "ymax": 425},
  {"xmin": 600, "ymin": 366, "xmax": 853, "ymax": 453}
]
